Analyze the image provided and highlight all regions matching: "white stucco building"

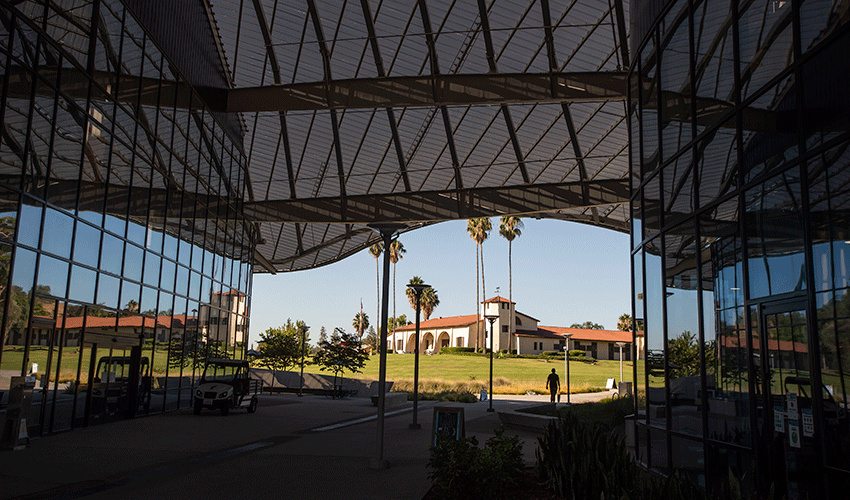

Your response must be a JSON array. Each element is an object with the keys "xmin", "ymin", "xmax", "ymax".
[{"xmin": 391, "ymin": 296, "xmax": 640, "ymax": 359}]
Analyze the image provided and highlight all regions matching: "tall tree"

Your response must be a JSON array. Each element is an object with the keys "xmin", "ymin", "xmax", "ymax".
[
  {"xmin": 617, "ymin": 313, "xmax": 632, "ymax": 332},
  {"xmin": 388, "ymin": 239, "xmax": 405, "ymax": 351},
  {"xmin": 499, "ymin": 216, "xmax": 523, "ymax": 352},
  {"xmin": 467, "ymin": 218, "xmax": 491, "ymax": 351},
  {"xmin": 254, "ymin": 320, "xmax": 302, "ymax": 388},
  {"xmin": 368, "ymin": 242, "xmax": 383, "ymax": 348},
  {"xmin": 312, "ymin": 330, "xmax": 369, "ymax": 389},
  {"xmin": 405, "ymin": 276, "xmax": 441, "ymax": 321},
  {"xmin": 363, "ymin": 326, "xmax": 378, "ymax": 354},
  {"xmin": 352, "ymin": 311, "xmax": 369, "ymax": 338}
]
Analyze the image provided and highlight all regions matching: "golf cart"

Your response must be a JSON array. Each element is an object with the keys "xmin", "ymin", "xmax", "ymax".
[
  {"xmin": 91, "ymin": 356, "xmax": 152, "ymax": 416},
  {"xmin": 194, "ymin": 358, "xmax": 261, "ymax": 416}
]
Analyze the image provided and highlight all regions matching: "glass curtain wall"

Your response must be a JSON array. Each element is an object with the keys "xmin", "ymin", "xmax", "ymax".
[
  {"xmin": 630, "ymin": 0, "xmax": 850, "ymax": 498},
  {"xmin": 0, "ymin": 0, "xmax": 254, "ymax": 436}
]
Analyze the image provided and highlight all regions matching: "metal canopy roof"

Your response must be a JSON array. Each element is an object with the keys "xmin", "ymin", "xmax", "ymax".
[{"xmin": 204, "ymin": 0, "xmax": 632, "ymax": 273}]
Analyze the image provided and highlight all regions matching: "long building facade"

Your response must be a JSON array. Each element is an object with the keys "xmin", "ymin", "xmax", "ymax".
[
  {"xmin": 629, "ymin": 0, "xmax": 849, "ymax": 498},
  {"xmin": 0, "ymin": 1, "xmax": 254, "ymax": 434}
]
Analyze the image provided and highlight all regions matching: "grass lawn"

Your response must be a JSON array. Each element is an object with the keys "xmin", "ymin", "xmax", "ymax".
[
  {"xmin": 301, "ymin": 353, "xmax": 629, "ymax": 395},
  {"xmin": 4, "ymin": 347, "xmax": 631, "ymax": 395}
]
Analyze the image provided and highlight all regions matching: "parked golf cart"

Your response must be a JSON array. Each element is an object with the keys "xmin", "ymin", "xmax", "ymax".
[
  {"xmin": 91, "ymin": 356, "xmax": 152, "ymax": 416},
  {"xmin": 194, "ymin": 358, "xmax": 261, "ymax": 416}
]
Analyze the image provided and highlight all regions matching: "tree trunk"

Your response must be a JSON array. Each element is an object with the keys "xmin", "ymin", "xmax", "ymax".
[
  {"xmin": 509, "ymin": 240, "xmax": 513, "ymax": 353},
  {"xmin": 376, "ymin": 257, "xmax": 380, "ymax": 352},
  {"xmin": 392, "ymin": 261, "xmax": 396, "ymax": 352},
  {"xmin": 475, "ymin": 243, "xmax": 480, "ymax": 352},
  {"xmin": 481, "ymin": 240, "xmax": 486, "ymax": 350}
]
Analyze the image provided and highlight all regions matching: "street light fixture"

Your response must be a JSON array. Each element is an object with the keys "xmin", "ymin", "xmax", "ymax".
[
  {"xmin": 298, "ymin": 324, "xmax": 310, "ymax": 397},
  {"xmin": 406, "ymin": 282, "xmax": 431, "ymax": 429},
  {"xmin": 615, "ymin": 341, "xmax": 626, "ymax": 385},
  {"xmin": 484, "ymin": 309, "xmax": 499, "ymax": 413},
  {"xmin": 563, "ymin": 333, "xmax": 573, "ymax": 404}
]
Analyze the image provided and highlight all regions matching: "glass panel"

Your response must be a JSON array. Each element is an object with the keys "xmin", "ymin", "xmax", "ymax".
[
  {"xmin": 799, "ymin": 0, "xmax": 839, "ymax": 55},
  {"xmin": 745, "ymin": 167, "xmax": 806, "ymax": 299},
  {"xmin": 37, "ymin": 255, "xmax": 68, "ymax": 298},
  {"xmin": 644, "ymin": 173, "xmax": 662, "ymax": 239},
  {"xmin": 160, "ymin": 258, "xmax": 175, "ymax": 292},
  {"xmin": 68, "ymin": 265, "xmax": 96, "ymax": 304},
  {"xmin": 665, "ymin": 219, "xmax": 703, "ymax": 436},
  {"xmin": 123, "ymin": 243, "xmax": 143, "ymax": 282},
  {"xmin": 95, "ymin": 274, "xmax": 119, "ymax": 309},
  {"xmin": 634, "ymin": 250, "xmax": 646, "ymax": 412},
  {"xmin": 663, "ymin": 151, "xmax": 695, "ymax": 222},
  {"xmin": 641, "ymin": 36, "xmax": 660, "ymax": 174},
  {"xmin": 660, "ymin": 2, "xmax": 693, "ymax": 162},
  {"xmin": 738, "ymin": 0, "xmax": 794, "ymax": 100},
  {"xmin": 73, "ymin": 220, "xmax": 101, "ymax": 268},
  {"xmin": 741, "ymin": 76, "xmax": 798, "ymax": 184},
  {"xmin": 143, "ymin": 252, "xmax": 161, "ymax": 287},
  {"xmin": 800, "ymin": 30, "xmax": 849, "ymax": 151},
  {"xmin": 693, "ymin": 0, "xmax": 735, "ymax": 128},
  {"xmin": 645, "ymin": 236, "xmax": 666, "ymax": 428},
  {"xmin": 697, "ymin": 116, "xmax": 738, "ymax": 208},
  {"xmin": 100, "ymin": 234, "xmax": 123, "ymax": 276},
  {"xmin": 120, "ymin": 281, "xmax": 140, "ymax": 313},
  {"xmin": 17, "ymin": 202, "xmax": 41, "ymax": 248},
  {"xmin": 175, "ymin": 264, "xmax": 189, "ymax": 296},
  {"xmin": 41, "ymin": 208, "xmax": 72, "ymax": 259}
]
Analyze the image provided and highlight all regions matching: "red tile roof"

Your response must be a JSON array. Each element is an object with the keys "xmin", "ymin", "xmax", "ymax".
[
  {"xmin": 514, "ymin": 328, "xmax": 563, "ymax": 339},
  {"xmin": 541, "ymin": 326, "xmax": 633, "ymax": 343},
  {"xmin": 55, "ymin": 315, "xmax": 198, "ymax": 330},
  {"xmin": 483, "ymin": 296, "xmax": 514, "ymax": 304},
  {"xmin": 721, "ymin": 335, "xmax": 808, "ymax": 353},
  {"xmin": 393, "ymin": 314, "xmax": 480, "ymax": 333}
]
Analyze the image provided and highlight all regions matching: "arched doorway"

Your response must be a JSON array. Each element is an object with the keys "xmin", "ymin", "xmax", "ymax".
[
  {"xmin": 421, "ymin": 332, "xmax": 434, "ymax": 353},
  {"xmin": 437, "ymin": 332, "xmax": 450, "ymax": 352}
]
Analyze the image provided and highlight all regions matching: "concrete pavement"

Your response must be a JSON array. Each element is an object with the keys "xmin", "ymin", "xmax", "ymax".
[{"xmin": 0, "ymin": 389, "xmax": 616, "ymax": 500}]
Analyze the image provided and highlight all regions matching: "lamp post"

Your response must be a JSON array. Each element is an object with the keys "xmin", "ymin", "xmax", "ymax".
[
  {"xmin": 484, "ymin": 310, "xmax": 499, "ymax": 412},
  {"xmin": 406, "ymin": 282, "xmax": 431, "ymax": 429},
  {"xmin": 298, "ymin": 324, "xmax": 309, "ymax": 397},
  {"xmin": 615, "ymin": 341, "xmax": 626, "ymax": 384},
  {"xmin": 367, "ymin": 222, "xmax": 407, "ymax": 470},
  {"xmin": 563, "ymin": 333, "xmax": 572, "ymax": 404}
]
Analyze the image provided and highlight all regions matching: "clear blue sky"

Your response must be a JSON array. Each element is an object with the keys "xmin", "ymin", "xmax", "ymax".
[{"xmin": 248, "ymin": 218, "xmax": 632, "ymax": 347}]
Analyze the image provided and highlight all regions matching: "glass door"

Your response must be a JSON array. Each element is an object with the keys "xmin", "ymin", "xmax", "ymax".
[{"xmin": 758, "ymin": 297, "xmax": 819, "ymax": 500}]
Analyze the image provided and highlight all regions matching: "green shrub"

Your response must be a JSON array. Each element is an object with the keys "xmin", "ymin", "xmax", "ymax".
[
  {"xmin": 568, "ymin": 349, "xmax": 586, "ymax": 357},
  {"xmin": 536, "ymin": 413, "xmax": 762, "ymax": 500},
  {"xmin": 428, "ymin": 428, "xmax": 524, "ymax": 499},
  {"xmin": 438, "ymin": 347, "xmax": 476, "ymax": 354},
  {"xmin": 413, "ymin": 390, "xmax": 478, "ymax": 403}
]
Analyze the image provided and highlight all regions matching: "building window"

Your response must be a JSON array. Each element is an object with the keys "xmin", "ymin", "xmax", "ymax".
[
  {"xmin": 502, "ymin": 325, "xmax": 508, "ymax": 332},
  {"xmin": 456, "ymin": 337, "xmax": 463, "ymax": 347},
  {"xmin": 515, "ymin": 317, "xmax": 522, "ymax": 326}
]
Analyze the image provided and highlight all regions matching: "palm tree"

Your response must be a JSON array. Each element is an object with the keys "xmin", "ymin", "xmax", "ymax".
[
  {"xmin": 405, "ymin": 276, "xmax": 441, "ymax": 320},
  {"xmin": 352, "ymin": 311, "xmax": 369, "ymax": 338},
  {"xmin": 389, "ymin": 239, "xmax": 405, "ymax": 351},
  {"xmin": 499, "ymin": 216, "xmax": 523, "ymax": 352},
  {"xmin": 369, "ymin": 242, "xmax": 383, "ymax": 344},
  {"xmin": 617, "ymin": 313, "xmax": 632, "ymax": 331},
  {"xmin": 467, "ymin": 218, "xmax": 491, "ymax": 351}
]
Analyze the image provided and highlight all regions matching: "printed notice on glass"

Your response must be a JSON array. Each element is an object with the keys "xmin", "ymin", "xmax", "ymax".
[
  {"xmin": 774, "ymin": 406, "xmax": 785, "ymax": 433},
  {"xmin": 786, "ymin": 392, "xmax": 798, "ymax": 416},
  {"xmin": 788, "ymin": 419, "xmax": 801, "ymax": 448},
  {"xmin": 801, "ymin": 408, "xmax": 814, "ymax": 437}
]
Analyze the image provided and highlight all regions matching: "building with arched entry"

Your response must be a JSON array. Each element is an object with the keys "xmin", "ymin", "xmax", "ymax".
[{"xmin": 392, "ymin": 296, "xmax": 637, "ymax": 357}]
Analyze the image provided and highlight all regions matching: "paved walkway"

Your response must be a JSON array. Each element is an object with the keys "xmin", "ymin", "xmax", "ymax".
[{"xmin": 0, "ymin": 389, "xmax": 616, "ymax": 500}]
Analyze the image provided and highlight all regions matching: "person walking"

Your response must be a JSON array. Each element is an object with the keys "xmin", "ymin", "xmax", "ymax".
[{"xmin": 546, "ymin": 368, "xmax": 560, "ymax": 403}]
